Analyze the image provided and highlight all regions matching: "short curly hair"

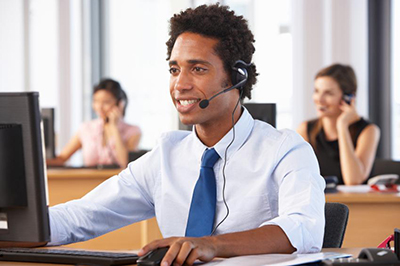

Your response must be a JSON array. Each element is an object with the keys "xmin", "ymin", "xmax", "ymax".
[{"xmin": 166, "ymin": 4, "xmax": 258, "ymax": 100}]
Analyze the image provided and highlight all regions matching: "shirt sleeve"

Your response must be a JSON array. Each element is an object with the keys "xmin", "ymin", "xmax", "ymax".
[
  {"xmin": 47, "ymin": 166, "xmax": 155, "ymax": 246},
  {"xmin": 260, "ymin": 130, "xmax": 326, "ymax": 254}
]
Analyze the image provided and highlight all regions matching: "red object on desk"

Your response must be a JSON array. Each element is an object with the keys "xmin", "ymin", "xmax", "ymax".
[
  {"xmin": 378, "ymin": 234, "xmax": 394, "ymax": 249},
  {"xmin": 370, "ymin": 184, "xmax": 399, "ymax": 193}
]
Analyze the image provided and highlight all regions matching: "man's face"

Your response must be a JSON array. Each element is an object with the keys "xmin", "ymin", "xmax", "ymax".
[{"xmin": 169, "ymin": 32, "xmax": 238, "ymax": 127}]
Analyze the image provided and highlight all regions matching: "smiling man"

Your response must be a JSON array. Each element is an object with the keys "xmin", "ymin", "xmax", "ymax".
[{"xmin": 48, "ymin": 4, "xmax": 325, "ymax": 266}]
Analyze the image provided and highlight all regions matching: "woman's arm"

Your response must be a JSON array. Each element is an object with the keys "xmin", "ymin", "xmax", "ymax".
[
  {"xmin": 338, "ymin": 123, "xmax": 380, "ymax": 185},
  {"xmin": 46, "ymin": 134, "xmax": 82, "ymax": 166},
  {"xmin": 296, "ymin": 121, "xmax": 309, "ymax": 142},
  {"xmin": 106, "ymin": 106, "xmax": 140, "ymax": 167},
  {"xmin": 337, "ymin": 100, "xmax": 380, "ymax": 185},
  {"xmin": 106, "ymin": 124, "xmax": 129, "ymax": 167}
]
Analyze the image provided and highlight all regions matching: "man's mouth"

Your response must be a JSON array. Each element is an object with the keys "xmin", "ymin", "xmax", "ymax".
[{"xmin": 178, "ymin": 99, "xmax": 200, "ymax": 106}]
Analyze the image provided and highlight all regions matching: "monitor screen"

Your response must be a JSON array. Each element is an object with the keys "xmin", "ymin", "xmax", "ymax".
[
  {"xmin": 0, "ymin": 92, "xmax": 50, "ymax": 245},
  {"xmin": 128, "ymin": 150, "xmax": 149, "ymax": 163},
  {"xmin": 243, "ymin": 103, "xmax": 276, "ymax": 128},
  {"xmin": 177, "ymin": 102, "xmax": 277, "ymax": 130},
  {"xmin": 41, "ymin": 108, "xmax": 56, "ymax": 159}
]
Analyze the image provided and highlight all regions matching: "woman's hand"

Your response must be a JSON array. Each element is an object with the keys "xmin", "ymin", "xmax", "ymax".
[
  {"xmin": 106, "ymin": 106, "xmax": 123, "ymax": 126},
  {"xmin": 337, "ymin": 98, "xmax": 360, "ymax": 129}
]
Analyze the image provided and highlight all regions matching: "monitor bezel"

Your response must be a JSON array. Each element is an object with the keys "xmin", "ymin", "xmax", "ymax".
[{"xmin": 0, "ymin": 92, "xmax": 50, "ymax": 245}]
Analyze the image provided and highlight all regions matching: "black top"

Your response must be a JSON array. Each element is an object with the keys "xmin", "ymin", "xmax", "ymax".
[{"xmin": 307, "ymin": 118, "xmax": 371, "ymax": 185}]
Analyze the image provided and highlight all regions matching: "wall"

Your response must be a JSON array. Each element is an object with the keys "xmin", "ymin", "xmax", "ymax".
[{"xmin": 291, "ymin": 0, "xmax": 368, "ymax": 128}]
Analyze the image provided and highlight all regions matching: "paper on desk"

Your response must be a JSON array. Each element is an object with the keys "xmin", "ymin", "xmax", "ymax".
[
  {"xmin": 337, "ymin": 185, "xmax": 372, "ymax": 193},
  {"xmin": 201, "ymin": 252, "xmax": 351, "ymax": 266}
]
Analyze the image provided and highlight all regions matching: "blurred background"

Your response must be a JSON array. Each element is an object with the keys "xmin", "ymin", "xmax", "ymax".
[{"xmin": 0, "ymin": 0, "xmax": 398, "ymax": 164}]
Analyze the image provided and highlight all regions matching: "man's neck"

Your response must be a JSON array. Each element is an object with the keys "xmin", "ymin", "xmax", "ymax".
[{"xmin": 195, "ymin": 106, "xmax": 243, "ymax": 147}]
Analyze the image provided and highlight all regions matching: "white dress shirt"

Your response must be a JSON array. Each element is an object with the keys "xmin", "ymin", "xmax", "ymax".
[{"xmin": 49, "ymin": 108, "xmax": 326, "ymax": 253}]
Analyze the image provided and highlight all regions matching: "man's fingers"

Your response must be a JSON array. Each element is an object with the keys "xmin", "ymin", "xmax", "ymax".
[
  {"xmin": 174, "ymin": 241, "xmax": 194, "ymax": 265},
  {"xmin": 138, "ymin": 238, "xmax": 172, "ymax": 256},
  {"xmin": 184, "ymin": 248, "xmax": 201, "ymax": 265},
  {"xmin": 161, "ymin": 242, "xmax": 181, "ymax": 266}
]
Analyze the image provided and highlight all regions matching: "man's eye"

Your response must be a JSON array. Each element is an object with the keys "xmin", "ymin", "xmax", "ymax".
[
  {"xmin": 194, "ymin": 67, "xmax": 206, "ymax": 72},
  {"xmin": 169, "ymin": 68, "xmax": 179, "ymax": 74}
]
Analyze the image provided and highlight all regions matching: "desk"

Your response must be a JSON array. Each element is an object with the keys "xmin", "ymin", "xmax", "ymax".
[
  {"xmin": 47, "ymin": 169, "xmax": 162, "ymax": 250},
  {"xmin": 0, "ymin": 248, "xmax": 363, "ymax": 265},
  {"xmin": 326, "ymin": 190, "xmax": 400, "ymax": 248},
  {"xmin": 47, "ymin": 169, "xmax": 399, "ymax": 250}
]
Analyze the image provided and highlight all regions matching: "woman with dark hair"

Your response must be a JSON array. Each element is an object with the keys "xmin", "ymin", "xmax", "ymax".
[
  {"xmin": 47, "ymin": 78, "xmax": 141, "ymax": 168},
  {"xmin": 297, "ymin": 64, "xmax": 380, "ymax": 185}
]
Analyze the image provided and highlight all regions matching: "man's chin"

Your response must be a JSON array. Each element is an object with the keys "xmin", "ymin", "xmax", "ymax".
[
  {"xmin": 178, "ymin": 115, "xmax": 197, "ymax": 126},
  {"xmin": 180, "ymin": 120, "xmax": 195, "ymax": 127}
]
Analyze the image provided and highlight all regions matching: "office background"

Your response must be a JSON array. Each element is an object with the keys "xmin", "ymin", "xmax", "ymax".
[{"xmin": 0, "ymin": 0, "xmax": 399, "ymax": 164}]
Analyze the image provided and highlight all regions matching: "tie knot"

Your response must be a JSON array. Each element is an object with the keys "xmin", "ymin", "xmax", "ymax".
[{"xmin": 201, "ymin": 148, "xmax": 220, "ymax": 168}]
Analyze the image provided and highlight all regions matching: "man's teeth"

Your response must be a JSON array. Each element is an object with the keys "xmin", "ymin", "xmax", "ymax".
[{"xmin": 179, "ymin": 100, "xmax": 198, "ymax": 106}]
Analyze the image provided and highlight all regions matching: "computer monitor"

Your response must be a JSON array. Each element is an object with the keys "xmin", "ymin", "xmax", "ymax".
[
  {"xmin": 243, "ymin": 103, "xmax": 276, "ymax": 128},
  {"xmin": 178, "ymin": 102, "xmax": 277, "ymax": 130},
  {"xmin": 0, "ymin": 92, "xmax": 50, "ymax": 245},
  {"xmin": 128, "ymin": 150, "xmax": 149, "ymax": 163},
  {"xmin": 41, "ymin": 108, "xmax": 55, "ymax": 159}
]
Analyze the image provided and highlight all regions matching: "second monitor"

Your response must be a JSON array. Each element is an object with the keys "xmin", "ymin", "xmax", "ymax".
[
  {"xmin": 178, "ymin": 103, "xmax": 277, "ymax": 130},
  {"xmin": 41, "ymin": 108, "xmax": 56, "ymax": 159}
]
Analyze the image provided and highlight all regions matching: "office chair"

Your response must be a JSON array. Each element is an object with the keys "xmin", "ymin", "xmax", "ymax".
[
  {"xmin": 370, "ymin": 159, "xmax": 400, "ymax": 184},
  {"xmin": 323, "ymin": 202, "xmax": 349, "ymax": 248}
]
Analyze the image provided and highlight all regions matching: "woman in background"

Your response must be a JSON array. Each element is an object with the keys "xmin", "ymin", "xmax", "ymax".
[
  {"xmin": 297, "ymin": 64, "xmax": 380, "ymax": 185},
  {"xmin": 47, "ymin": 78, "xmax": 141, "ymax": 168}
]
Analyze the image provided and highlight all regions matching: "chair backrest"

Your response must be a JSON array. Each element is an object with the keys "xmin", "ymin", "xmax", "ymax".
[
  {"xmin": 370, "ymin": 159, "xmax": 400, "ymax": 183},
  {"xmin": 323, "ymin": 202, "xmax": 349, "ymax": 248}
]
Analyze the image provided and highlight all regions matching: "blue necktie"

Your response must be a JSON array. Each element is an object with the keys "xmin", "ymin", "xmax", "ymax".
[{"xmin": 185, "ymin": 148, "xmax": 220, "ymax": 237}]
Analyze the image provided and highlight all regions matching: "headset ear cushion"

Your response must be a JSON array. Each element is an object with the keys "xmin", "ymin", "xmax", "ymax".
[{"xmin": 231, "ymin": 60, "xmax": 249, "ymax": 88}]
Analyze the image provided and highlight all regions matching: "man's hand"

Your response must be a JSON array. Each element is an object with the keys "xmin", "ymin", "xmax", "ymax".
[{"xmin": 138, "ymin": 236, "xmax": 217, "ymax": 266}]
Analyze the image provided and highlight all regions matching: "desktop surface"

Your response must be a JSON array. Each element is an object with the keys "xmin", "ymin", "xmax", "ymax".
[{"xmin": 0, "ymin": 248, "xmax": 364, "ymax": 266}]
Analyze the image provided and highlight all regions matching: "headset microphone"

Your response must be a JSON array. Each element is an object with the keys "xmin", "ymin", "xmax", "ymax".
[
  {"xmin": 199, "ymin": 84, "xmax": 240, "ymax": 109},
  {"xmin": 199, "ymin": 61, "xmax": 249, "ymax": 109}
]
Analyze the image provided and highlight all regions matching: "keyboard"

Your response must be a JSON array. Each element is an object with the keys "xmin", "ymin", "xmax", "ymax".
[{"xmin": 0, "ymin": 247, "xmax": 138, "ymax": 265}]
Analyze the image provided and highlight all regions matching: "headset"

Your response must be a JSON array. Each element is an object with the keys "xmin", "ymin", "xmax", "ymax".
[
  {"xmin": 207, "ymin": 60, "xmax": 251, "ymax": 235},
  {"xmin": 199, "ymin": 60, "xmax": 251, "ymax": 109}
]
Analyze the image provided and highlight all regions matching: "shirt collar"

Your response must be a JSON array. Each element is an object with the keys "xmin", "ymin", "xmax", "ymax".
[{"xmin": 190, "ymin": 106, "xmax": 254, "ymax": 161}]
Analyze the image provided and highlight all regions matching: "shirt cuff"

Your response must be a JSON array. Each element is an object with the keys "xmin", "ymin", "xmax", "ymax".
[{"xmin": 260, "ymin": 215, "xmax": 321, "ymax": 254}]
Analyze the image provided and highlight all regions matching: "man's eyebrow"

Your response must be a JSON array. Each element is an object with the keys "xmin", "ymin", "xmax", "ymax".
[
  {"xmin": 187, "ymin": 59, "xmax": 211, "ymax": 65},
  {"xmin": 168, "ymin": 59, "xmax": 212, "ymax": 66}
]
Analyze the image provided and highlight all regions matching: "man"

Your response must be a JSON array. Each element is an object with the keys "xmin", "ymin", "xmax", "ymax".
[{"xmin": 50, "ymin": 4, "xmax": 325, "ymax": 266}]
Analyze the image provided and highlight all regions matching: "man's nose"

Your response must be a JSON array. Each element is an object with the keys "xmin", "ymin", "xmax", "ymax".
[{"xmin": 174, "ymin": 70, "xmax": 193, "ymax": 92}]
